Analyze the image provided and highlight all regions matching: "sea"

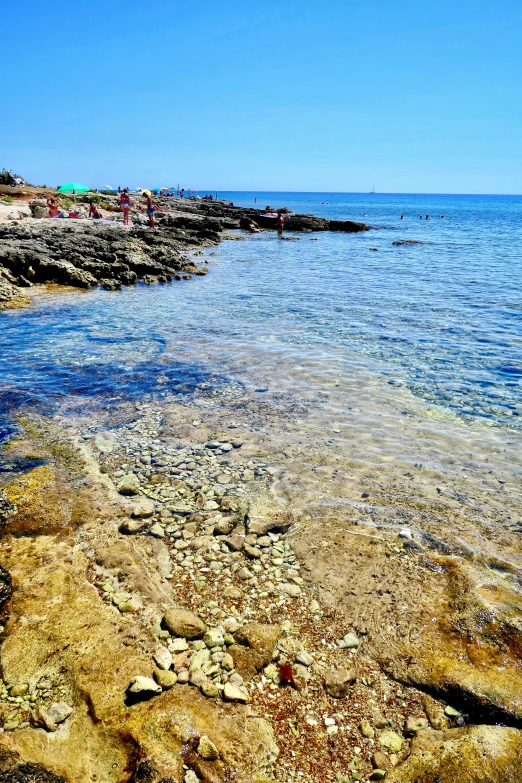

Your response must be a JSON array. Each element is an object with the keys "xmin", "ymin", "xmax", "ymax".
[{"xmin": 1, "ymin": 191, "xmax": 522, "ymax": 557}]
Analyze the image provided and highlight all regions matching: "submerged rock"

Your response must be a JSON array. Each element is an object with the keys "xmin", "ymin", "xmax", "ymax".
[
  {"xmin": 127, "ymin": 676, "xmax": 162, "ymax": 696},
  {"xmin": 117, "ymin": 473, "xmax": 140, "ymax": 495},
  {"xmin": 387, "ymin": 726, "xmax": 522, "ymax": 783},
  {"xmin": 324, "ymin": 668, "xmax": 357, "ymax": 698},
  {"xmin": 197, "ymin": 735, "xmax": 219, "ymax": 761},
  {"xmin": 163, "ymin": 608, "xmax": 206, "ymax": 639}
]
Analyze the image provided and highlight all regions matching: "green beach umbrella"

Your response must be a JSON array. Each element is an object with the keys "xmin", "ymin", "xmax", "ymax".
[{"xmin": 57, "ymin": 182, "xmax": 90, "ymax": 206}]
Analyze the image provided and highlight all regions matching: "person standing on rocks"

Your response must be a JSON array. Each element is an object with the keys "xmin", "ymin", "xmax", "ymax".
[
  {"xmin": 119, "ymin": 188, "xmax": 131, "ymax": 225},
  {"xmin": 144, "ymin": 190, "xmax": 155, "ymax": 229},
  {"xmin": 277, "ymin": 211, "xmax": 285, "ymax": 236}
]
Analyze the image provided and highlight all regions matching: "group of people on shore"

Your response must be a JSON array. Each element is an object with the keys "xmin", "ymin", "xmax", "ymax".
[{"xmin": 119, "ymin": 188, "xmax": 154, "ymax": 228}]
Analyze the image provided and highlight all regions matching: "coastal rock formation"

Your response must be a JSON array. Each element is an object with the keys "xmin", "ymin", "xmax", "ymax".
[
  {"xmin": 0, "ymin": 194, "xmax": 370, "ymax": 306},
  {"xmin": 387, "ymin": 726, "xmax": 522, "ymax": 782},
  {"xmin": 0, "ymin": 221, "xmax": 210, "ymax": 295},
  {"xmin": 292, "ymin": 518, "xmax": 522, "ymax": 726}
]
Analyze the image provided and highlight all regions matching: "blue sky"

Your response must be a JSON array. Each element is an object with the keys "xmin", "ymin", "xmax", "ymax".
[{"xmin": 3, "ymin": 0, "xmax": 521, "ymax": 193}]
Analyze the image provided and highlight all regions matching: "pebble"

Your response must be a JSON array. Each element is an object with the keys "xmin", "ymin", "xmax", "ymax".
[
  {"xmin": 405, "ymin": 715, "xmax": 429, "ymax": 733},
  {"xmin": 131, "ymin": 498, "xmax": 155, "ymax": 518},
  {"xmin": 296, "ymin": 650, "xmax": 314, "ymax": 666},
  {"xmin": 223, "ymin": 682, "xmax": 249, "ymax": 702},
  {"xmin": 153, "ymin": 647, "xmax": 173, "ymax": 671},
  {"xmin": 398, "ymin": 528, "xmax": 413, "ymax": 540},
  {"xmin": 149, "ymin": 523, "xmax": 165, "ymax": 538},
  {"xmin": 279, "ymin": 582, "xmax": 301, "ymax": 597},
  {"xmin": 127, "ymin": 676, "xmax": 162, "ymax": 695},
  {"xmin": 154, "ymin": 669, "xmax": 178, "ymax": 689},
  {"xmin": 163, "ymin": 608, "xmax": 206, "ymax": 639},
  {"xmin": 444, "ymin": 705, "xmax": 461, "ymax": 718},
  {"xmin": 200, "ymin": 680, "xmax": 219, "ymax": 698},
  {"xmin": 359, "ymin": 719, "xmax": 375, "ymax": 738},
  {"xmin": 117, "ymin": 473, "xmax": 140, "ymax": 495},
  {"xmin": 197, "ymin": 735, "xmax": 219, "ymax": 760},
  {"xmin": 343, "ymin": 632, "xmax": 360, "ymax": 649},
  {"xmin": 378, "ymin": 730, "xmax": 403, "ymax": 752},
  {"xmin": 204, "ymin": 628, "xmax": 224, "ymax": 647},
  {"xmin": 170, "ymin": 638, "xmax": 189, "ymax": 652}
]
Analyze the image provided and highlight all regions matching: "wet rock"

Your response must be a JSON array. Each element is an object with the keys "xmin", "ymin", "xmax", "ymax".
[
  {"xmin": 228, "ymin": 645, "xmax": 265, "ymax": 681},
  {"xmin": 213, "ymin": 516, "xmax": 235, "ymax": 535},
  {"xmin": 163, "ymin": 608, "xmax": 206, "ymax": 639},
  {"xmin": 204, "ymin": 628, "xmax": 224, "ymax": 647},
  {"xmin": 405, "ymin": 715, "xmax": 429, "ymax": 734},
  {"xmin": 360, "ymin": 719, "xmax": 375, "ymax": 738},
  {"xmin": 197, "ymin": 735, "xmax": 219, "ymax": 761},
  {"xmin": 127, "ymin": 676, "xmax": 162, "ymax": 696},
  {"xmin": 0, "ymin": 761, "xmax": 68, "ymax": 783},
  {"xmin": 31, "ymin": 702, "xmax": 73, "ymax": 731},
  {"xmin": 324, "ymin": 668, "xmax": 357, "ymax": 698},
  {"xmin": 201, "ymin": 680, "xmax": 219, "ymax": 698},
  {"xmin": 226, "ymin": 534, "xmax": 245, "ymax": 551},
  {"xmin": 153, "ymin": 646, "xmax": 173, "ymax": 670},
  {"xmin": 444, "ymin": 705, "xmax": 461, "ymax": 718},
  {"xmin": 131, "ymin": 498, "xmax": 155, "ymax": 518},
  {"xmin": 0, "ymin": 490, "xmax": 17, "ymax": 525},
  {"xmin": 223, "ymin": 682, "xmax": 249, "ymax": 702},
  {"xmin": 343, "ymin": 632, "xmax": 360, "ymax": 648},
  {"xmin": 378, "ymin": 730, "xmax": 403, "ymax": 753},
  {"xmin": 372, "ymin": 752, "xmax": 390, "ymax": 771},
  {"xmin": 153, "ymin": 668, "xmax": 178, "ymax": 689},
  {"xmin": 119, "ymin": 518, "xmax": 149, "ymax": 535},
  {"xmin": 386, "ymin": 726, "xmax": 522, "ymax": 783},
  {"xmin": 234, "ymin": 623, "xmax": 281, "ymax": 665},
  {"xmin": 117, "ymin": 473, "xmax": 140, "ymax": 495}
]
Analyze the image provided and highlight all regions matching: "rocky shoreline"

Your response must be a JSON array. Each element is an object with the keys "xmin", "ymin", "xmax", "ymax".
[
  {"xmin": 0, "ymin": 193, "xmax": 369, "ymax": 308},
  {"xmin": 1, "ymin": 194, "xmax": 521, "ymax": 783}
]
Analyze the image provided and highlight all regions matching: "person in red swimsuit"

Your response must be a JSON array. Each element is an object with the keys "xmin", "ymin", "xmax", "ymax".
[
  {"xmin": 47, "ymin": 197, "xmax": 59, "ymax": 218},
  {"xmin": 89, "ymin": 202, "xmax": 102, "ymax": 219},
  {"xmin": 119, "ymin": 188, "xmax": 131, "ymax": 225}
]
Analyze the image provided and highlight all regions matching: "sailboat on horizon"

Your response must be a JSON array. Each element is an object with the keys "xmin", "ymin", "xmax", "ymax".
[{"xmin": 370, "ymin": 184, "xmax": 375, "ymax": 194}]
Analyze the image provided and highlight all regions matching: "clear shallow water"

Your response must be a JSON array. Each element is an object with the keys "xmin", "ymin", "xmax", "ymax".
[{"xmin": 2, "ymin": 191, "xmax": 521, "ymax": 431}]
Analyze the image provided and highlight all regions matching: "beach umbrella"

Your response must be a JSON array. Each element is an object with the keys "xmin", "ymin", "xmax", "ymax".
[{"xmin": 57, "ymin": 182, "xmax": 90, "ymax": 206}]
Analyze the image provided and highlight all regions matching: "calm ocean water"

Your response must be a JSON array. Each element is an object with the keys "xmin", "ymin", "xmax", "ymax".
[{"xmin": 1, "ymin": 192, "xmax": 522, "ymax": 436}]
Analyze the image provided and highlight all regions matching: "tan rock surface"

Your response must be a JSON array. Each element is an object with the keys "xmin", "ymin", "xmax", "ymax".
[
  {"xmin": 387, "ymin": 726, "xmax": 522, "ymax": 783},
  {"xmin": 0, "ymin": 462, "xmax": 279, "ymax": 783},
  {"xmin": 292, "ymin": 518, "xmax": 522, "ymax": 724}
]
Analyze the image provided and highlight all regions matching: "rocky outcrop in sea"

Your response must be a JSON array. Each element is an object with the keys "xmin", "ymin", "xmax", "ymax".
[{"xmin": 0, "ymin": 196, "xmax": 369, "ymax": 305}]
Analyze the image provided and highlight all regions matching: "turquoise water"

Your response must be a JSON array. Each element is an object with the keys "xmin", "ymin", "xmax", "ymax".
[{"xmin": 1, "ymin": 192, "xmax": 522, "ymax": 435}]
